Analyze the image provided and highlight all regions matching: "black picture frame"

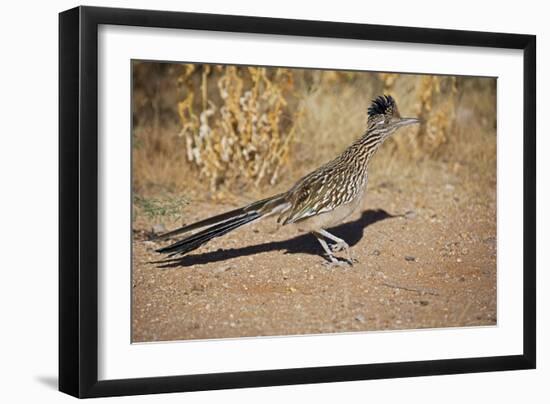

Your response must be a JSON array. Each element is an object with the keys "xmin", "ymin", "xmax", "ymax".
[{"xmin": 59, "ymin": 5, "xmax": 536, "ymax": 398}]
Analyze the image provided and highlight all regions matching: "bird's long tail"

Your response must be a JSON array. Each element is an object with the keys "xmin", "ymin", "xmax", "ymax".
[{"xmin": 155, "ymin": 194, "xmax": 287, "ymax": 257}]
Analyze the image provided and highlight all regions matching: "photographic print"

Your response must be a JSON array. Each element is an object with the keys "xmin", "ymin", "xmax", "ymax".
[
  {"xmin": 59, "ymin": 7, "xmax": 535, "ymax": 396},
  {"xmin": 131, "ymin": 61, "xmax": 497, "ymax": 343}
]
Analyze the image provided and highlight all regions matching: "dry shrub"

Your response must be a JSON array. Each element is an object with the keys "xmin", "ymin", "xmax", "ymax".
[
  {"xmin": 448, "ymin": 77, "xmax": 497, "ymax": 184},
  {"xmin": 132, "ymin": 61, "xmax": 194, "ymax": 198},
  {"xmin": 177, "ymin": 65, "xmax": 302, "ymax": 196},
  {"xmin": 379, "ymin": 73, "xmax": 459, "ymax": 159},
  {"xmin": 288, "ymin": 71, "xmax": 379, "ymax": 180}
]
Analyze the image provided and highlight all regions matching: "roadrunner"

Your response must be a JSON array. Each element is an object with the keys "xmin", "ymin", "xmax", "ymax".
[{"xmin": 156, "ymin": 95, "xmax": 419, "ymax": 265}]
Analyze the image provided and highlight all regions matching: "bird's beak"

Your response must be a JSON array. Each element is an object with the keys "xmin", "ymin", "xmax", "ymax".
[{"xmin": 396, "ymin": 117, "xmax": 421, "ymax": 127}]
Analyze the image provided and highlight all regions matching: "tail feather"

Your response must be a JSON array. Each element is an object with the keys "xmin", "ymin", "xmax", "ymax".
[
  {"xmin": 154, "ymin": 194, "xmax": 283, "ymax": 241},
  {"xmin": 154, "ymin": 205, "xmax": 245, "ymax": 241},
  {"xmin": 155, "ymin": 193, "xmax": 286, "ymax": 258},
  {"xmin": 156, "ymin": 212, "xmax": 260, "ymax": 257}
]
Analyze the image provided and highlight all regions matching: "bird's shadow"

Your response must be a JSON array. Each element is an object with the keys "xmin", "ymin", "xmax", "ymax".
[{"xmin": 155, "ymin": 209, "xmax": 395, "ymax": 268}]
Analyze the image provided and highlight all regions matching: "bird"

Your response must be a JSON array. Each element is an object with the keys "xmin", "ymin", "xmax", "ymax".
[{"xmin": 156, "ymin": 95, "xmax": 420, "ymax": 266}]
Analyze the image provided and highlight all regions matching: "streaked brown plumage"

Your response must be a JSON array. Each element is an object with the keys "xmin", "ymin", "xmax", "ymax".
[{"xmin": 156, "ymin": 95, "xmax": 419, "ymax": 265}]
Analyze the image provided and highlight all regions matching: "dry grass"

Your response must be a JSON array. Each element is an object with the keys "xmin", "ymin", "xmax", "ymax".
[{"xmin": 132, "ymin": 61, "xmax": 496, "ymax": 203}]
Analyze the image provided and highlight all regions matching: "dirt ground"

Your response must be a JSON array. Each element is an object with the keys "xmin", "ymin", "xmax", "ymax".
[{"xmin": 131, "ymin": 160, "xmax": 496, "ymax": 342}]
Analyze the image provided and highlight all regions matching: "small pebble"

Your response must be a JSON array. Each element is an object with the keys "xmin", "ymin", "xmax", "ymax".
[
  {"xmin": 143, "ymin": 241, "xmax": 156, "ymax": 249},
  {"xmin": 405, "ymin": 255, "xmax": 416, "ymax": 262},
  {"xmin": 372, "ymin": 249, "xmax": 381, "ymax": 256},
  {"xmin": 354, "ymin": 314, "xmax": 366, "ymax": 323},
  {"xmin": 151, "ymin": 223, "xmax": 167, "ymax": 235},
  {"xmin": 214, "ymin": 265, "xmax": 234, "ymax": 274}
]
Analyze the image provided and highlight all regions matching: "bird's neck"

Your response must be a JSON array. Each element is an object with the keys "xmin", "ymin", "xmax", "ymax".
[
  {"xmin": 355, "ymin": 130, "xmax": 388, "ymax": 163},
  {"xmin": 334, "ymin": 131, "xmax": 387, "ymax": 184}
]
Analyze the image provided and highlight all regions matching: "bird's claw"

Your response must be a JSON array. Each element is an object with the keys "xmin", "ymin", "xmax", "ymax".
[
  {"xmin": 327, "ymin": 242, "xmax": 357, "ymax": 266},
  {"xmin": 322, "ymin": 256, "xmax": 354, "ymax": 268}
]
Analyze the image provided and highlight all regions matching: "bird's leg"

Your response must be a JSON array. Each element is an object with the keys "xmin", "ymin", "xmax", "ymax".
[
  {"xmin": 312, "ymin": 232, "xmax": 348, "ymax": 267},
  {"xmin": 317, "ymin": 229, "xmax": 356, "ymax": 265},
  {"xmin": 313, "ymin": 230, "xmax": 354, "ymax": 266}
]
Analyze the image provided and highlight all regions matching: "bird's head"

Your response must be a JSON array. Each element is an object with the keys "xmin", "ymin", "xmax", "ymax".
[{"xmin": 367, "ymin": 95, "xmax": 419, "ymax": 137}]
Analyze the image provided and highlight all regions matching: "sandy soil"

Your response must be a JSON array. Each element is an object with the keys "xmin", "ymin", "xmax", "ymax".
[{"xmin": 132, "ymin": 161, "xmax": 496, "ymax": 342}]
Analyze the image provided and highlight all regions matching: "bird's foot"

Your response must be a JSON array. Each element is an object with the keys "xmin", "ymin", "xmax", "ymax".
[
  {"xmin": 329, "ymin": 241, "xmax": 357, "ymax": 265},
  {"xmin": 322, "ymin": 255, "xmax": 354, "ymax": 268},
  {"xmin": 322, "ymin": 259, "xmax": 349, "ymax": 268}
]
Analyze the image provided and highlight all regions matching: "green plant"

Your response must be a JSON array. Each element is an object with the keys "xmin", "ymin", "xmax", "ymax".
[{"xmin": 133, "ymin": 195, "xmax": 189, "ymax": 220}]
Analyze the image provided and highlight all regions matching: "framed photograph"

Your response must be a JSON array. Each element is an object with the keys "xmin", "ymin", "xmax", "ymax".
[{"xmin": 59, "ymin": 6, "xmax": 536, "ymax": 398}]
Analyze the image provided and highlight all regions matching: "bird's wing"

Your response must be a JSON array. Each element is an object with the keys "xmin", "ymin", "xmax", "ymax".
[{"xmin": 279, "ymin": 168, "xmax": 342, "ymax": 225}]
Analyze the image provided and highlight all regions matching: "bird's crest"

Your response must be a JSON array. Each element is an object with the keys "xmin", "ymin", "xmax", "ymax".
[{"xmin": 368, "ymin": 95, "xmax": 396, "ymax": 118}]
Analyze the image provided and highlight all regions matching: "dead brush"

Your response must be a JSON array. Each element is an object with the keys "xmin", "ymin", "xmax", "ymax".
[
  {"xmin": 177, "ymin": 65, "xmax": 303, "ymax": 197},
  {"xmin": 378, "ymin": 73, "xmax": 459, "ymax": 159}
]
